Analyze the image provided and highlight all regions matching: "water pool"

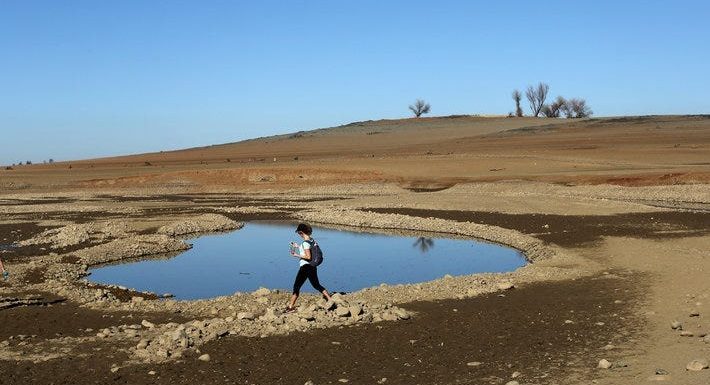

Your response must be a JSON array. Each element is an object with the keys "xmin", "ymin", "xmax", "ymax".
[{"xmin": 88, "ymin": 222, "xmax": 526, "ymax": 300}]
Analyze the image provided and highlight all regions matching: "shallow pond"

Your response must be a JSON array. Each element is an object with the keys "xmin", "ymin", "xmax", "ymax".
[{"xmin": 88, "ymin": 222, "xmax": 526, "ymax": 300}]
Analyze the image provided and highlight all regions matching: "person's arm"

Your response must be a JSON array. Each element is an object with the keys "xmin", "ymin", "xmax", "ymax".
[{"xmin": 301, "ymin": 248, "xmax": 312, "ymax": 261}]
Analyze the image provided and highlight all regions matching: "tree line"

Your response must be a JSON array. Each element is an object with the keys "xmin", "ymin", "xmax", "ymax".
[
  {"xmin": 407, "ymin": 82, "xmax": 591, "ymax": 118},
  {"xmin": 512, "ymin": 82, "xmax": 591, "ymax": 118}
]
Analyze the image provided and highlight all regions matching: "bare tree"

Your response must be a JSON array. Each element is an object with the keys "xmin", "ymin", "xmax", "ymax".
[
  {"xmin": 408, "ymin": 99, "xmax": 431, "ymax": 118},
  {"xmin": 525, "ymin": 82, "xmax": 550, "ymax": 117},
  {"xmin": 512, "ymin": 90, "xmax": 523, "ymax": 117},
  {"xmin": 542, "ymin": 96, "xmax": 566, "ymax": 118},
  {"xmin": 565, "ymin": 98, "xmax": 592, "ymax": 118}
]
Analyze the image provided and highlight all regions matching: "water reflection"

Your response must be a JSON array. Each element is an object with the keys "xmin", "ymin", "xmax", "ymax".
[{"xmin": 413, "ymin": 237, "xmax": 434, "ymax": 253}]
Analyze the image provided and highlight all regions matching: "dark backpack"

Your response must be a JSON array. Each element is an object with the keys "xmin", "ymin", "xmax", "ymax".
[{"xmin": 306, "ymin": 239, "xmax": 324, "ymax": 267}]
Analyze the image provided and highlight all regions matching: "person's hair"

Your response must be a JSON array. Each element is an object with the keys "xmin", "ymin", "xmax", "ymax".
[{"xmin": 295, "ymin": 223, "xmax": 312, "ymax": 235}]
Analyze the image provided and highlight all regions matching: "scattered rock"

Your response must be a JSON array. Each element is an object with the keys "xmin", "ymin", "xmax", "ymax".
[
  {"xmin": 141, "ymin": 320, "xmax": 155, "ymax": 329},
  {"xmin": 237, "ymin": 312, "xmax": 255, "ymax": 321},
  {"xmin": 690, "ymin": 310, "xmax": 700, "ymax": 317},
  {"xmin": 335, "ymin": 307, "xmax": 351, "ymax": 317},
  {"xmin": 467, "ymin": 361, "xmax": 482, "ymax": 367},
  {"xmin": 253, "ymin": 287, "xmax": 271, "ymax": 297},
  {"xmin": 497, "ymin": 282, "xmax": 515, "ymax": 291},
  {"xmin": 686, "ymin": 359, "xmax": 708, "ymax": 371},
  {"xmin": 157, "ymin": 214, "xmax": 243, "ymax": 236},
  {"xmin": 348, "ymin": 304, "xmax": 363, "ymax": 317},
  {"xmin": 393, "ymin": 307, "xmax": 411, "ymax": 320},
  {"xmin": 198, "ymin": 354, "xmax": 211, "ymax": 362},
  {"xmin": 505, "ymin": 381, "xmax": 519, "ymax": 385},
  {"xmin": 671, "ymin": 320, "xmax": 682, "ymax": 330},
  {"xmin": 598, "ymin": 359, "xmax": 612, "ymax": 369},
  {"xmin": 377, "ymin": 378, "xmax": 387, "ymax": 384},
  {"xmin": 680, "ymin": 331, "xmax": 694, "ymax": 337},
  {"xmin": 136, "ymin": 339, "xmax": 150, "ymax": 349},
  {"xmin": 331, "ymin": 293, "xmax": 347, "ymax": 305},
  {"xmin": 74, "ymin": 234, "xmax": 190, "ymax": 265}
]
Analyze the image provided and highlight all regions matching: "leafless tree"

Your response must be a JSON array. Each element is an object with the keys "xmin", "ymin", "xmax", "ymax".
[
  {"xmin": 565, "ymin": 98, "xmax": 592, "ymax": 118},
  {"xmin": 525, "ymin": 82, "xmax": 550, "ymax": 117},
  {"xmin": 542, "ymin": 96, "xmax": 566, "ymax": 118},
  {"xmin": 408, "ymin": 99, "xmax": 431, "ymax": 118},
  {"xmin": 512, "ymin": 90, "xmax": 523, "ymax": 117}
]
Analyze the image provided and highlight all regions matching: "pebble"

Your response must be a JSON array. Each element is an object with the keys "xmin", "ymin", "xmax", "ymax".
[
  {"xmin": 304, "ymin": 381, "xmax": 314, "ymax": 385},
  {"xmin": 467, "ymin": 361, "xmax": 483, "ymax": 367},
  {"xmin": 338, "ymin": 379, "xmax": 349, "ymax": 383},
  {"xmin": 686, "ymin": 359, "xmax": 709, "ymax": 371},
  {"xmin": 198, "ymin": 353, "xmax": 211, "ymax": 362},
  {"xmin": 377, "ymin": 378, "xmax": 387, "ymax": 384},
  {"xmin": 505, "ymin": 381, "xmax": 519, "ymax": 385},
  {"xmin": 335, "ymin": 307, "xmax": 351, "ymax": 317},
  {"xmin": 148, "ymin": 370, "xmax": 156, "ymax": 375},
  {"xmin": 511, "ymin": 371, "xmax": 521, "ymax": 378},
  {"xmin": 670, "ymin": 320, "xmax": 682, "ymax": 330},
  {"xmin": 679, "ymin": 331, "xmax": 694, "ymax": 337},
  {"xmin": 497, "ymin": 282, "xmax": 515, "ymax": 291},
  {"xmin": 141, "ymin": 320, "xmax": 155, "ymax": 329},
  {"xmin": 348, "ymin": 304, "xmax": 363, "ymax": 317},
  {"xmin": 237, "ymin": 312, "xmax": 255, "ymax": 320},
  {"xmin": 598, "ymin": 359, "xmax": 612, "ymax": 369},
  {"xmin": 689, "ymin": 310, "xmax": 700, "ymax": 317},
  {"xmin": 253, "ymin": 287, "xmax": 270, "ymax": 297}
]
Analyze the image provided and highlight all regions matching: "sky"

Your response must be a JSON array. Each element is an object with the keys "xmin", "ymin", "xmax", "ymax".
[{"xmin": 1, "ymin": 1, "xmax": 709, "ymax": 164}]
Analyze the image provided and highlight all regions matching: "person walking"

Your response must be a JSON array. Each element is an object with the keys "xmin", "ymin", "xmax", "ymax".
[{"xmin": 286, "ymin": 223, "xmax": 331, "ymax": 312}]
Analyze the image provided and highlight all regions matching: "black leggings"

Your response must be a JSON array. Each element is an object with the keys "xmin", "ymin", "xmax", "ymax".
[{"xmin": 292, "ymin": 264, "xmax": 326, "ymax": 295}]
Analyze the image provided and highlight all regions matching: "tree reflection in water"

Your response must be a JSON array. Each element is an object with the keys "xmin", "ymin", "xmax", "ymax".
[{"xmin": 413, "ymin": 237, "xmax": 434, "ymax": 253}]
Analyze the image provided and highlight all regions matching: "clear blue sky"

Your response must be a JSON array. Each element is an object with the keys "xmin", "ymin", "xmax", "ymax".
[{"xmin": 1, "ymin": 1, "xmax": 709, "ymax": 164}]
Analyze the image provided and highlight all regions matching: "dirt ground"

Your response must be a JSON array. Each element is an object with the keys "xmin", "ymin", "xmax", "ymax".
[{"xmin": 1, "ymin": 115, "xmax": 709, "ymax": 384}]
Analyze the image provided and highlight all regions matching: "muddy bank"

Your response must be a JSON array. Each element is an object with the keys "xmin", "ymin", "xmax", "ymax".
[
  {"xmin": 0, "ymin": 292, "xmax": 187, "ymax": 341},
  {"xmin": 367, "ymin": 208, "xmax": 710, "ymax": 247},
  {"xmin": 1, "ymin": 272, "xmax": 643, "ymax": 385}
]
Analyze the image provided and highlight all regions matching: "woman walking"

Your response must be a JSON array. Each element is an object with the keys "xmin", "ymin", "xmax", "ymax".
[{"xmin": 286, "ymin": 223, "xmax": 331, "ymax": 312}]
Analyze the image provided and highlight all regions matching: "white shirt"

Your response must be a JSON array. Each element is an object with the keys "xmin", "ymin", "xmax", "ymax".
[{"xmin": 298, "ymin": 240, "xmax": 312, "ymax": 267}]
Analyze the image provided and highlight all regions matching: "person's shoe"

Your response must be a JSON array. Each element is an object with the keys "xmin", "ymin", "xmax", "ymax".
[{"xmin": 284, "ymin": 306, "xmax": 296, "ymax": 313}]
